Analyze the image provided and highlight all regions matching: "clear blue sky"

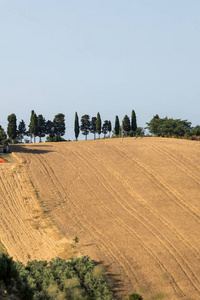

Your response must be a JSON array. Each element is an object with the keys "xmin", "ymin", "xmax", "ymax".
[{"xmin": 1, "ymin": 0, "xmax": 200, "ymax": 140}]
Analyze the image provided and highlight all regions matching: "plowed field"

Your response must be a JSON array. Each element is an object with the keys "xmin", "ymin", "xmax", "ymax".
[{"xmin": 1, "ymin": 137, "xmax": 200, "ymax": 299}]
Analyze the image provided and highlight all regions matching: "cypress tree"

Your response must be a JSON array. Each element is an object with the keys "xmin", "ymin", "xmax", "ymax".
[
  {"xmin": 18, "ymin": 120, "xmax": 26, "ymax": 143},
  {"xmin": 123, "ymin": 115, "xmax": 130, "ymax": 136},
  {"xmin": 115, "ymin": 116, "xmax": 120, "ymax": 137},
  {"xmin": 108, "ymin": 121, "xmax": 112, "ymax": 138},
  {"xmin": 131, "ymin": 110, "xmax": 137, "ymax": 132},
  {"xmin": 96, "ymin": 112, "xmax": 101, "ymax": 138},
  {"xmin": 81, "ymin": 115, "xmax": 90, "ymax": 140},
  {"xmin": 102, "ymin": 120, "xmax": 109, "ymax": 138},
  {"xmin": 53, "ymin": 113, "xmax": 65, "ymax": 140},
  {"xmin": 7, "ymin": 114, "xmax": 17, "ymax": 144},
  {"xmin": 29, "ymin": 110, "xmax": 38, "ymax": 143},
  {"xmin": 74, "ymin": 112, "xmax": 80, "ymax": 141},
  {"xmin": 38, "ymin": 115, "xmax": 46, "ymax": 142},
  {"xmin": 90, "ymin": 117, "xmax": 97, "ymax": 139}
]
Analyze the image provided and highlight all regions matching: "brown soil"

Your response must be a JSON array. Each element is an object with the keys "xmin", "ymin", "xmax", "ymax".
[{"xmin": 1, "ymin": 137, "xmax": 200, "ymax": 299}]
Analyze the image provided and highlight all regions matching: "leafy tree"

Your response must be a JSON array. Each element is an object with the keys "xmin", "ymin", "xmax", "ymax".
[
  {"xmin": 96, "ymin": 112, "xmax": 102, "ymax": 138},
  {"xmin": 18, "ymin": 120, "xmax": 26, "ymax": 143},
  {"xmin": 115, "ymin": 116, "xmax": 120, "ymax": 137},
  {"xmin": 0, "ymin": 254, "xmax": 34, "ymax": 299},
  {"xmin": 108, "ymin": 121, "xmax": 112, "ymax": 138},
  {"xmin": 0, "ymin": 126, "xmax": 8, "ymax": 146},
  {"xmin": 102, "ymin": 120, "xmax": 109, "ymax": 138},
  {"xmin": 90, "ymin": 116, "xmax": 97, "ymax": 139},
  {"xmin": 146, "ymin": 114, "xmax": 163, "ymax": 136},
  {"xmin": 45, "ymin": 120, "xmax": 55, "ymax": 140},
  {"xmin": 53, "ymin": 113, "xmax": 65, "ymax": 141},
  {"xmin": 38, "ymin": 114, "xmax": 46, "ymax": 142},
  {"xmin": 7, "ymin": 113, "xmax": 17, "ymax": 143},
  {"xmin": 29, "ymin": 110, "xmax": 38, "ymax": 143},
  {"xmin": 146, "ymin": 115, "xmax": 192, "ymax": 137},
  {"xmin": 131, "ymin": 110, "xmax": 137, "ymax": 133},
  {"xmin": 81, "ymin": 115, "xmax": 90, "ymax": 140},
  {"xmin": 123, "ymin": 115, "xmax": 130, "ymax": 136},
  {"xmin": 0, "ymin": 253, "xmax": 114, "ymax": 299},
  {"xmin": 74, "ymin": 112, "xmax": 80, "ymax": 141},
  {"xmin": 192, "ymin": 125, "xmax": 200, "ymax": 136}
]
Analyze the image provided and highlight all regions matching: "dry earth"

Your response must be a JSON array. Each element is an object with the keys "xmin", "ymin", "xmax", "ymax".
[{"xmin": 1, "ymin": 137, "xmax": 200, "ymax": 299}]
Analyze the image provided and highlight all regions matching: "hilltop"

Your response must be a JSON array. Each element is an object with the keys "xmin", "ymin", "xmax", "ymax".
[{"xmin": 0, "ymin": 137, "xmax": 200, "ymax": 299}]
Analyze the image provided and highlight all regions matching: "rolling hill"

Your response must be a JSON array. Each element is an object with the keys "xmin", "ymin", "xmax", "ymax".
[{"xmin": 0, "ymin": 137, "xmax": 200, "ymax": 299}]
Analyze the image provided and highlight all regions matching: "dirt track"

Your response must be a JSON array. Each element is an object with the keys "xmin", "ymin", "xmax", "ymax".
[{"xmin": 1, "ymin": 137, "xmax": 200, "ymax": 299}]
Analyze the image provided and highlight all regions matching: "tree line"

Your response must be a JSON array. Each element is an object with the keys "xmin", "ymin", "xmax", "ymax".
[
  {"xmin": 145, "ymin": 114, "xmax": 200, "ymax": 138},
  {"xmin": 1, "ymin": 110, "xmax": 199, "ymax": 146},
  {"xmin": 0, "ymin": 110, "xmax": 138, "ymax": 145}
]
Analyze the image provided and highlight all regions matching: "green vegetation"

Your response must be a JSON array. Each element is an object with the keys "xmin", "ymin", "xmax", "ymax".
[
  {"xmin": 74, "ymin": 112, "xmax": 80, "ymax": 141},
  {"xmin": 0, "ymin": 254, "xmax": 114, "ymax": 299},
  {"xmin": 81, "ymin": 115, "xmax": 90, "ymax": 140},
  {"xmin": 90, "ymin": 117, "xmax": 97, "ymax": 139},
  {"xmin": 0, "ymin": 125, "xmax": 8, "ymax": 146},
  {"xmin": 2, "ymin": 108, "xmax": 199, "ymax": 142},
  {"xmin": 102, "ymin": 120, "xmax": 109, "ymax": 138},
  {"xmin": 96, "ymin": 112, "xmax": 102, "ymax": 139},
  {"xmin": 7, "ymin": 113, "xmax": 17, "ymax": 144},
  {"xmin": 128, "ymin": 292, "xmax": 143, "ymax": 300},
  {"xmin": 29, "ymin": 110, "xmax": 39, "ymax": 143},
  {"xmin": 146, "ymin": 115, "xmax": 192, "ymax": 138},
  {"xmin": 114, "ymin": 116, "xmax": 120, "ymax": 137},
  {"xmin": 123, "ymin": 115, "xmax": 131, "ymax": 136}
]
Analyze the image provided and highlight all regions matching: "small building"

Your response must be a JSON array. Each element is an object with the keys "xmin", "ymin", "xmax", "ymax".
[{"xmin": 0, "ymin": 145, "xmax": 10, "ymax": 153}]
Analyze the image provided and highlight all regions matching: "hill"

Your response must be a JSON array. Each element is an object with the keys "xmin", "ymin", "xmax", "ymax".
[{"xmin": 1, "ymin": 137, "xmax": 200, "ymax": 299}]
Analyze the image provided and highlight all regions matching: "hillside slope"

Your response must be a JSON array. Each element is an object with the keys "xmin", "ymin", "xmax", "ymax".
[{"xmin": 1, "ymin": 137, "xmax": 200, "ymax": 299}]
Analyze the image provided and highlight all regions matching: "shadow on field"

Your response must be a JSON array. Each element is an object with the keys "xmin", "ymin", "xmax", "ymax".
[
  {"xmin": 10, "ymin": 144, "xmax": 55, "ymax": 154},
  {"xmin": 96, "ymin": 261, "xmax": 125, "ymax": 296}
]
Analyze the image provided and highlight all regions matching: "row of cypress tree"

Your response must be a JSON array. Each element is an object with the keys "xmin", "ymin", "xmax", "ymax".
[
  {"xmin": 4, "ymin": 110, "xmax": 137, "ymax": 143},
  {"xmin": 6, "ymin": 111, "xmax": 66, "ymax": 144},
  {"xmin": 75, "ymin": 110, "xmax": 137, "ymax": 140}
]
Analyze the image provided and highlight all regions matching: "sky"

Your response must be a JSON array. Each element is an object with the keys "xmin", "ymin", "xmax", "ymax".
[{"xmin": 1, "ymin": 0, "xmax": 200, "ymax": 141}]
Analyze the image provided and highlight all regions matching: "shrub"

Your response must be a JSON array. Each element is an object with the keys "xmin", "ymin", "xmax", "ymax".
[{"xmin": 129, "ymin": 292, "xmax": 143, "ymax": 300}]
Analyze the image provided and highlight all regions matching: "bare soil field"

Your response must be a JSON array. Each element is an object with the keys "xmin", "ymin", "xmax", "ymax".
[{"xmin": 1, "ymin": 137, "xmax": 200, "ymax": 299}]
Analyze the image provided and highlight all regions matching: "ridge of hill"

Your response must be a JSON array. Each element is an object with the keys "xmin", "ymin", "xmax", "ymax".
[{"xmin": 1, "ymin": 137, "xmax": 200, "ymax": 299}]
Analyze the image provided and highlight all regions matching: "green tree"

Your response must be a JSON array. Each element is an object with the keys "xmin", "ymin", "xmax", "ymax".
[
  {"xmin": 102, "ymin": 120, "xmax": 109, "ymax": 138},
  {"xmin": 74, "ymin": 112, "xmax": 80, "ymax": 141},
  {"xmin": 146, "ymin": 114, "xmax": 163, "ymax": 136},
  {"xmin": 53, "ymin": 113, "xmax": 65, "ymax": 141},
  {"xmin": 0, "ymin": 126, "xmax": 8, "ymax": 146},
  {"xmin": 123, "ymin": 115, "xmax": 130, "ymax": 136},
  {"xmin": 108, "ymin": 121, "xmax": 112, "ymax": 138},
  {"xmin": 45, "ymin": 120, "xmax": 55, "ymax": 140},
  {"xmin": 192, "ymin": 125, "xmax": 200, "ymax": 136},
  {"xmin": 81, "ymin": 114, "xmax": 90, "ymax": 140},
  {"xmin": 96, "ymin": 112, "xmax": 102, "ymax": 138},
  {"xmin": 114, "ymin": 116, "xmax": 120, "ymax": 137},
  {"xmin": 90, "ymin": 117, "xmax": 97, "ymax": 139},
  {"xmin": 38, "ymin": 114, "xmax": 46, "ymax": 142},
  {"xmin": 131, "ymin": 110, "xmax": 137, "ymax": 133},
  {"xmin": 7, "ymin": 113, "xmax": 17, "ymax": 144},
  {"xmin": 18, "ymin": 120, "xmax": 26, "ymax": 143},
  {"xmin": 29, "ymin": 110, "xmax": 38, "ymax": 143}
]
